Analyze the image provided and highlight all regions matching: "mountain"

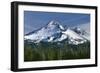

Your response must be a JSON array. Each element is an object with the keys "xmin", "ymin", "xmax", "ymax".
[
  {"xmin": 24, "ymin": 20, "xmax": 90, "ymax": 45},
  {"xmin": 72, "ymin": 27, "xmax": 90, "ymax": 41},
  {"xmin": 25, "ymin": 20, "xmax": 63, "ymax": 42}
]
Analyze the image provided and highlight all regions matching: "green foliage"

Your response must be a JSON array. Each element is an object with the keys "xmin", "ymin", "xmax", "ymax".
[{"xmin": 24, "ymin": 41, "xmax": 90, "ymax": 62}]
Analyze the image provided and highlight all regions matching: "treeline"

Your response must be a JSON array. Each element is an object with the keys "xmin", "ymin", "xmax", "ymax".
[{"xmin": 24, "ymin": 41, "xmax": 90, "ymax": 62}]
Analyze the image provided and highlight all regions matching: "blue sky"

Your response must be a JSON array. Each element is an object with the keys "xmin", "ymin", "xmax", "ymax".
[{"xmin": 24, "ymin": 11, "xmax": 90, "ymax": 34}]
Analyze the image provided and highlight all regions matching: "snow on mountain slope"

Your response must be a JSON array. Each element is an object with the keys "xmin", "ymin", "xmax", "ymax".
[
  {"xmin": 63, "ymin": 28, "xmax": 83, "ymax": 40},
  {"xmin": 62, "ymin": 28, "xmax": 87, "ymax": 45},
  {"xmin": 25, "ymin": 21, "xmax": 63, "ymax": 43},
  {"xmin": 25, "ymin": 20, "xmax": 90, "ymax": 45},
  {"xmin": 72, "ymin": 27, "xmax": 90, "ymax": 41}
]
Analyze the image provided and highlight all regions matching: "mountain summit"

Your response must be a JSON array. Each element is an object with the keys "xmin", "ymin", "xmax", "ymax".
[
  {"xmin": 25, "ymin": 20, "xmax": 90, "ymax": 45},
  {"xmin": 46, "ymin": 20, "xmax": 65, "ymax": 30}
]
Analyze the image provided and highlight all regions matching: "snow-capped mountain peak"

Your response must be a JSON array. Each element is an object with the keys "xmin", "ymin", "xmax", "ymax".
[
  {"xmin": 25, "ymin": 20, "xmax": 90, "ymax": 45},
  {"xmin": 72, "ymin": 27, "xmax": 90, "ymax": 41},
  {"xmin": 46, "ymin": 20, "xmax": 65, "ymax": 31},
  {"xmin": 25, "ymin": 20, "xmax": 63, "ymax": 42},
  {"xmin": 48, "ymin": 20, "xmax": 61, "ymax": 26}
]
